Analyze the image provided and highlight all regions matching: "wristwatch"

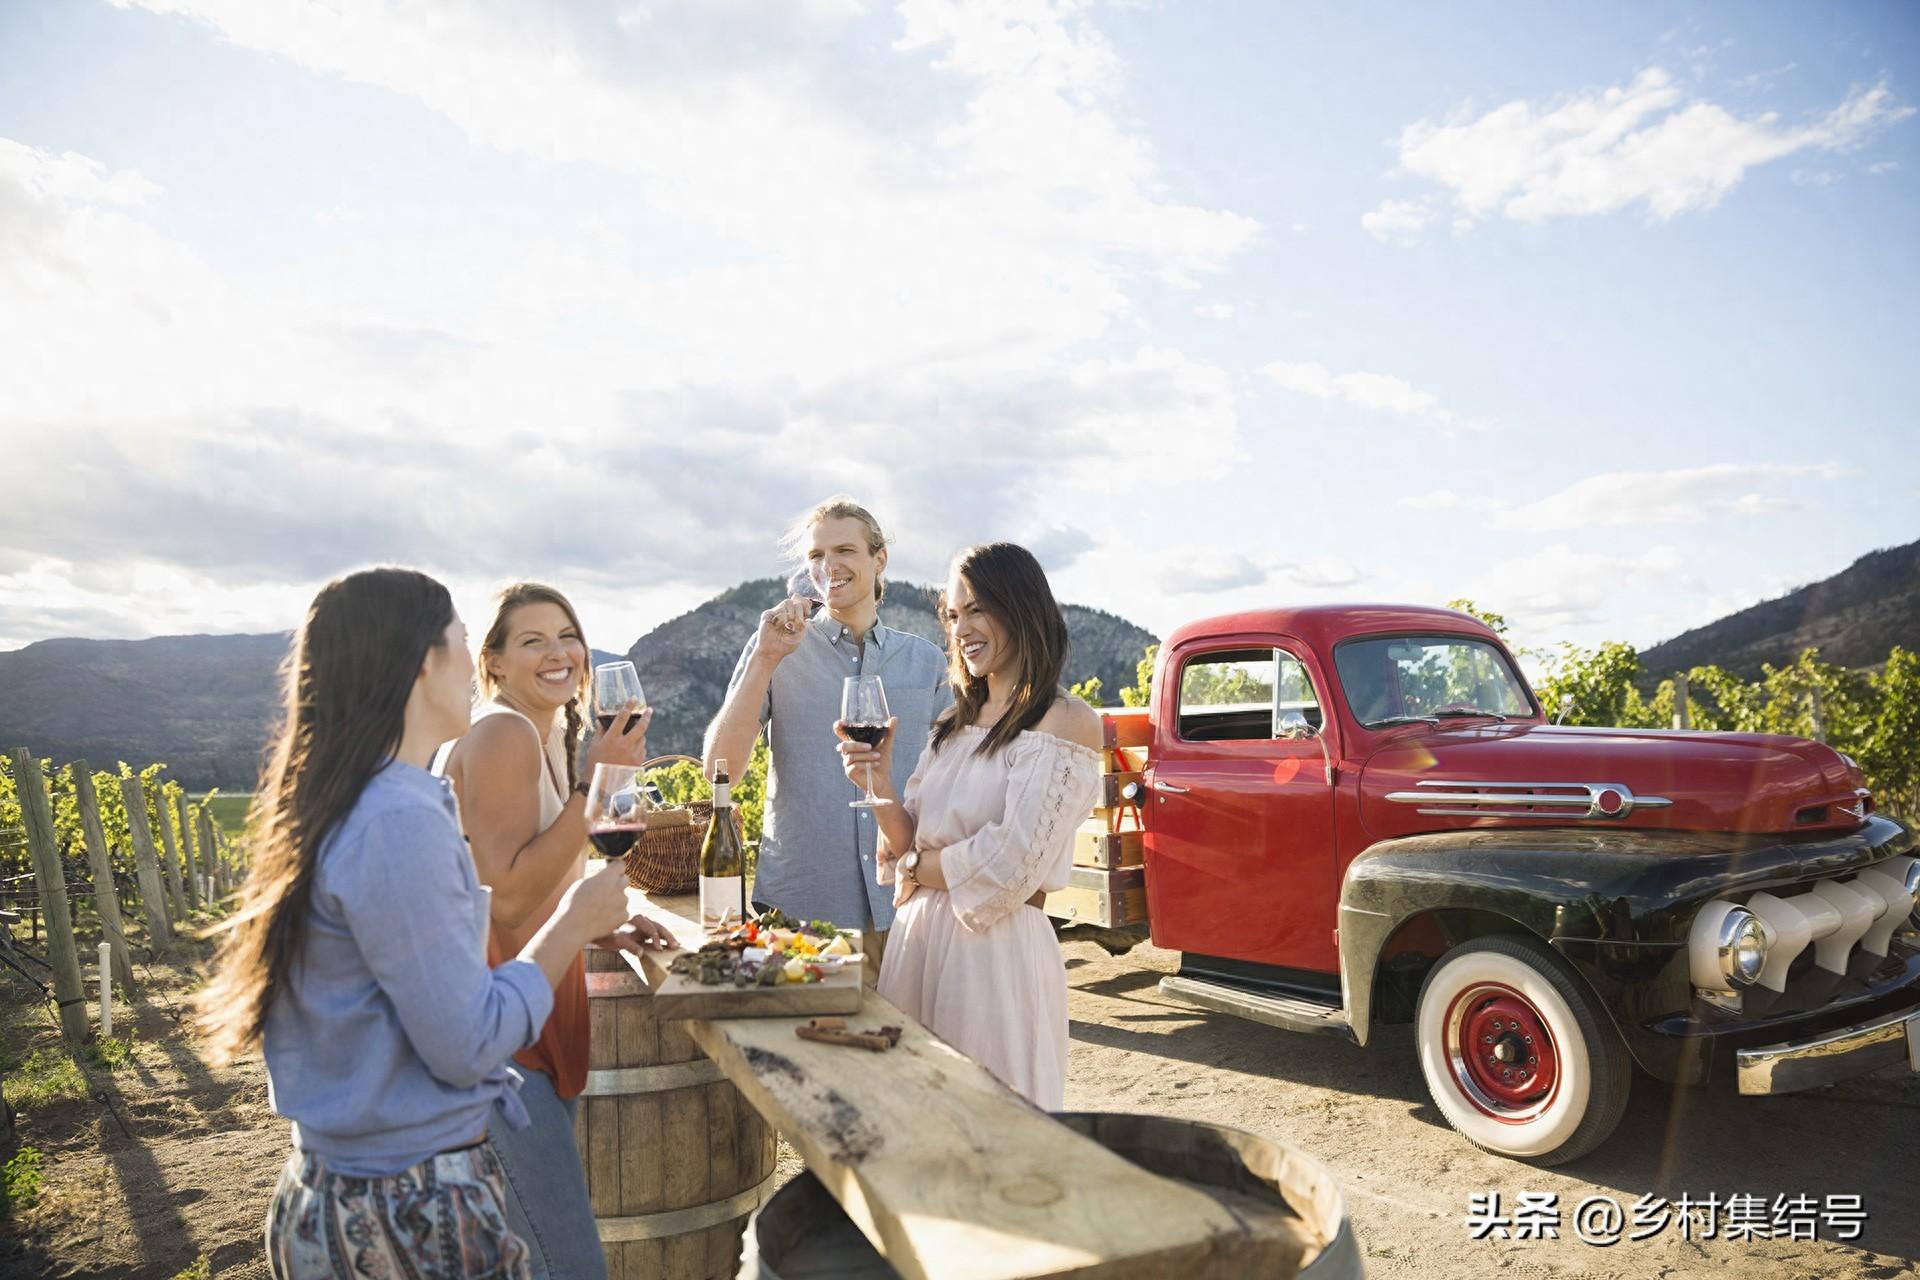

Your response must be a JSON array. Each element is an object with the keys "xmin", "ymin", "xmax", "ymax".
[{"xmin": 901, "ymin": 849, "xmax": 922, "ymax": 887}]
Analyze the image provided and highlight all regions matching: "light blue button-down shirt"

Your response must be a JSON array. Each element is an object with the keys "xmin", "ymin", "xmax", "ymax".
[
  {"xmin": 261, "ymin": 761, "xmax": 553, "ymax": 1177},
  {"xmin": 730, "ymin": 611, "xmax": 950, "ymax": 930}
]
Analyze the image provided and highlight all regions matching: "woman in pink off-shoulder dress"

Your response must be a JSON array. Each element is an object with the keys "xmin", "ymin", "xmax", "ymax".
[{"xmin": 835, "ymin": 542, "xmax": 1101, "ymax": 1108}]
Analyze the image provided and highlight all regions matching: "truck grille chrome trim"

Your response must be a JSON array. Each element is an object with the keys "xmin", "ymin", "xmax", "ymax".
[
  {"xmin": 1383, "ymin": 779, "xmax": 1673, "ymax": 820},
  {"xmin": 1698, "ymin": 856, "xmax": 1919, "ymax": 996}
]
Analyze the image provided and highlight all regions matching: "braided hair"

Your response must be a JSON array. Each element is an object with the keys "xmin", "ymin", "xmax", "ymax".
[{"xmin": 560, "ymin": 698, "xmax": 584, "ymax": 791}]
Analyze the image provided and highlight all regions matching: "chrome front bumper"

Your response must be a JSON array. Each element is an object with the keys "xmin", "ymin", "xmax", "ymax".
[{"xmin": 1735, "ymin": 1006, "xmax": 1920, "ymax": 1095}]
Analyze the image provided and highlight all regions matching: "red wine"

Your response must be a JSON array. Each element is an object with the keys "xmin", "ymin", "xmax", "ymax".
[
  {"xmin": 590, "ymin": 824, "xmax": 644, "ymax": 858},
  {"xmin": 596, "ymin": 710, "xmax": 644, "ymax": 737},
  {"xmin": 843, "ymin": 722, "xmax": 888, "ymax": 747}
]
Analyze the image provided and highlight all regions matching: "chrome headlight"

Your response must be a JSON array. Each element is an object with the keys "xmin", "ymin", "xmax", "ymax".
[
  {"xmin": 1690, "ymin": 899, "xmax": 1770, "ymax": 994},
  {"xmin": 1719, "ymin": 909, "xmax": 1767, "ymax": 987}
]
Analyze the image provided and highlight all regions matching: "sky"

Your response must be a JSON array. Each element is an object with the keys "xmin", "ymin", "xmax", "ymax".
[{"xmin": 1, "ymin": 0, "xmax": 1915, "ymax": 666}]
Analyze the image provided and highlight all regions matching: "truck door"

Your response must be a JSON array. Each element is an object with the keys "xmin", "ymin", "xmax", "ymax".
[{"xmin": 1145, "ymin": 640, "xmax": 1339, "ymax": 974}]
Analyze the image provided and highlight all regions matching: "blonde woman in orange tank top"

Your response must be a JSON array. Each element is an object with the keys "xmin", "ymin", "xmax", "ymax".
[{"xmin": 443, "ymin": 583, "xmax": 665, "ymax": 1280}]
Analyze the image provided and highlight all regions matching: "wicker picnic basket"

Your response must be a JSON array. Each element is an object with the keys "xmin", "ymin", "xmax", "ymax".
[{"xmin": 622, "ymin": 754, "xmax": 743, "ymax": 895}]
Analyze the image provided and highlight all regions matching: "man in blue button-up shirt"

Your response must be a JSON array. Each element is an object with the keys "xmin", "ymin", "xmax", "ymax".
[{"xmin": 705, "ymin": 499, "xmax": 949, "ymax": 973}]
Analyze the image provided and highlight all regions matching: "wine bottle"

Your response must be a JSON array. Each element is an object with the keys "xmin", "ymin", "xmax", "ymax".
[{"xmin": 698, "ymin": 760, "xmax": 747, "ymax": 934}]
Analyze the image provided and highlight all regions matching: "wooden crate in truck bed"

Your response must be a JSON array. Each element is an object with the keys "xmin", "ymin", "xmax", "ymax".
[
  {"xmin": 1074, "ymin": 824, "xmax": 1143, "ymax": 868},
  {"xmin": 1099, "ymin": 706, "xmax": 1152, "ymax": 750},
  {"xmin": 1045, "ymin": 707, "xmax": 1151, "ymax": 928},
  {"xmin": 1046, "ymin": 865, "xmax": 1149, "ymax": 928}
]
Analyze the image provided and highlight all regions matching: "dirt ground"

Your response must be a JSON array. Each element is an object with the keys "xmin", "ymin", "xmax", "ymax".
[
  {"xmin": 1061, "ymin": 940, "xmax": 1920, "ymax": 1280},
  {"xmin": 3, "ymin": 936, "xmax": 1916, "ymax": 1279}
]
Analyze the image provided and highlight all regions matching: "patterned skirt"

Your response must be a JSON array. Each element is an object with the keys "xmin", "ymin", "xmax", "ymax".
[{"xmin": 265, "ymin": 1142, "xmax": 532, "ymax": 1279}]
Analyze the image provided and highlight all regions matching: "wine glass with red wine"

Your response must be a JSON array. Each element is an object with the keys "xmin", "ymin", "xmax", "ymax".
[
  {"xmin": 841, "ymin": 675, "xmax": 893, "ymax": 808},
  {"xmin": 584, "ymin": 763, "xmax": 648, "ymax": 858},
  {"xmin": 592, "ymin": 661, "xmax": 647, "ymax": 737}
]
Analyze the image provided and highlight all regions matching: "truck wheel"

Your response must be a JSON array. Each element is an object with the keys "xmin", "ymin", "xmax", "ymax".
[{"xmin": 1415, "ymin": 935, "xmax": 1631, "ymax": 1165}]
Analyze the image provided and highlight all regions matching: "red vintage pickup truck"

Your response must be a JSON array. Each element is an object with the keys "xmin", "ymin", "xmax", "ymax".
[{"xmin": 1058, "ymin": 603, "xmax": 1920, "ymax": 1165}]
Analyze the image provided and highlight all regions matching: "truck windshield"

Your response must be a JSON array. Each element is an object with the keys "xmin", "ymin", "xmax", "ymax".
[{"xmin": 1334, "ymin": 634, "xmax": 1536, "ymax": 727}]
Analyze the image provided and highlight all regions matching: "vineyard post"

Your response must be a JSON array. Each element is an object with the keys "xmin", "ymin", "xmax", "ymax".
[
  {"xmin": 198, "ymin": 807, "xmax": 223, "ymax": 902},
  {"xmin": 119, "ymin": 774, "xmax": 174, "ymax": 953},
  {"xmin": 11, "ymin": 749, "xmax": 89, "ymax": 1043},
  {"xmin": 220, "ymin": 828, "xmax": 245, "ymax": 890},
  {"xmin": 176, "ymin": 791, "xmax": 201, "ymax": 910},
  {"xmin": 153, "ymin": 782, "xmax": 188, "ymax": 920},
  {"xmin": 1673, "ymin": 673, "xmax": 1691, "ymax": 731},
  {"xmin": 1809, "ymin": 686, "xmax": 1827, "ymax": 743},
  {"xmin": 71, "ymin": 763, "xmax": 138, "ymax": 991}
]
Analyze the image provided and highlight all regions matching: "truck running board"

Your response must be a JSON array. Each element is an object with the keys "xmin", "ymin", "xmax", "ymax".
[{"xmin": 1158, "ymin": 975, "xmax": 1356, "ymax": 1042}]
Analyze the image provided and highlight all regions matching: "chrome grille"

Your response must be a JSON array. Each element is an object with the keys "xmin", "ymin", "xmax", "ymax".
[{"xmin": 1384, "ymin": 779, "xmax": 1672, "ymax": 820}]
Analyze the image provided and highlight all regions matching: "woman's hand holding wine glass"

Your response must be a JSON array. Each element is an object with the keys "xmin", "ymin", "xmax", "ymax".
[
  {"xmin": 589, "ymin": 660, "xmax": 651, "ymax": 768},
  {"xmin": 837, "ymin": 675, "xmax": 894, "ymax": 805},
  {"xmin": 581, "ymin": 762, "xmax": 648, "ymax": 860}
]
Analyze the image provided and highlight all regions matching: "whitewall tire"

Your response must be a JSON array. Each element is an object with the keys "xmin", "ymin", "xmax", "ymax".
[{"xmin": 1415, "ymin": 935, "xmax": 1631, "ymax": 1166}]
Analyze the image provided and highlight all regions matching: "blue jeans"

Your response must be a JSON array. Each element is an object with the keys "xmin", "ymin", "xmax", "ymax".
[{"xmin": 489, "ymin": 1068, "xmax": 607, "ymax": 1280}]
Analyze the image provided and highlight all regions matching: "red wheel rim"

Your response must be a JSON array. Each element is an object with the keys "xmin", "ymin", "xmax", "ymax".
[{"xmin": 1442, "ymin": 981, "xmax": 1560, "ymax": 1122}]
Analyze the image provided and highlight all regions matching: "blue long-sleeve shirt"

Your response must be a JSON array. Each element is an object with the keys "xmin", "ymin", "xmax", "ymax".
[{"xmin": 261, "ymin": 760, "xmax": 554, "ymax": 1177}]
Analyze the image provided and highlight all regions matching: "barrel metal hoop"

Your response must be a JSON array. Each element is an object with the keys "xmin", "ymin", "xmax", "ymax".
[
  {"xmin": 580, "ymin": 1059, "xmax": 724, "ymax": 1096},
  {"xmin": 595, "ymin": 1171, "xmax": 779, "ymax": 1243},
  {"xmin": 583, "ymin": 968, "xmax": 650, "ymax": 997}
]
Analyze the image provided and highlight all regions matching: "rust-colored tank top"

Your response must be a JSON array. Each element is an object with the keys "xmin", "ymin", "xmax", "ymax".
[{"xmin": 473, "ymin": 701, "xmax": 589, "ymax": 1101}]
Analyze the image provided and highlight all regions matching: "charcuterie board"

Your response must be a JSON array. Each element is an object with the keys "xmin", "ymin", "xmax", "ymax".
[
  {"xmin": 636, "ymin": 903, "xmax": 866, "ymax": 1020},
  {"xmin": 649, "ymin": 940, "xmax": 863, "ymax": 1019}
]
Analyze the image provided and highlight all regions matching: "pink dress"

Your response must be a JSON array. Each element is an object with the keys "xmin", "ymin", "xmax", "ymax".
[{"xmin": 877, "ymin": 725, "xmax": 1102, "ymax": 1108}]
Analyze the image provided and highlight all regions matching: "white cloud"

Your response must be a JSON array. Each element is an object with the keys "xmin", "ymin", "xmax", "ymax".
[
  {"xmin": 1466, "ymin": 542, "xmax": 1702, "ymax": 644},
  {"xmin": 117, "ymin": 0, "xmax": 1257, "ymax": 299},
  {"xmin": 0, "ymin": 139, "xmax": 160, "ymax": 209},
  {"xmin": 1260, "ymin": 359, "xmax": 1487, "ymax": 434},
  {"xmin": 4, "ymin": 2, "xmax": 1263, "ymax": 646},
  {"xmin": 1193, "ymin": 302, "xmax": 1236, "ymax": 320},
  {"xmin": 1153, "ymin": 553, "xmax": 1268, "ymax": 595},
  {"xmin": 1492, "ymin": 462, "xmax": 1852, "ymax": 532},
  {"xmin": 1731, "ymin": 62, "xmax": 1799, "ymax": 91},
  {"xmin": 1147, "ymin": 551, "xmax": 1363, "ymax": 597},
  {"xmin": 1365, "ymin": 68, "xmax": 1914, "ymax": 239},
  {"xmin": 1360, "ymin": 196, "xmax": 1433, "ymax": 246},
  {"xmin": 1285, "ymin": 559, "xmax": 1363, "ymax": 590},
  {"xmin": 1399, "ymin": 489, "xmax": 1508, "ymax": 514}
]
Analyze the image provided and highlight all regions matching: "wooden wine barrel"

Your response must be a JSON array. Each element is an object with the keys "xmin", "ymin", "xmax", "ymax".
[
  {"xmin": 577, "ymin": 945, "xmax": 779, "ymax": 1280},
  {"xmin": 738, "ymin": 1111, "xmax": 1362, "ymax": 1280}
]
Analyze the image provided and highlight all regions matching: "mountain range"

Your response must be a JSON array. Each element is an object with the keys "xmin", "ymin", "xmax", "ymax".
[
  {"xmin": 0, "ymin": 581, "xmax": 1155, "ymax": 789},
  {"xmin": 4, "ymin": 541, "xmax": 1914, "ymax": 789},
  {"xmin": 1637, "ymin": 538, "xmax": 1920, "ymax": 683}
]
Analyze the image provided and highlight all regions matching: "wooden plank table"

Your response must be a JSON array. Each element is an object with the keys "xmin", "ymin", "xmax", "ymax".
[{"xmin": 618, "ymin": 888, "xmax": 1303, "ymax": 1280}]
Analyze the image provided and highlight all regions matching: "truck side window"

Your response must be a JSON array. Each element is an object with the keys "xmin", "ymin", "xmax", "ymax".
[
  {"xmin": 1178, "ymin": 648, "xmax": 1277, "ymax": 741},
  {"xmin": 1275, "ymin": 651, "xmax": 1322, "ymax": 733}
]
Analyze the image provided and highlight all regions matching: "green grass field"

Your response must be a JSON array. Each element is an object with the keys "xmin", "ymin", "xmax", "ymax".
[{"xmin": 189, "ymin": 792, "xmax": 254, "ymax": 835}]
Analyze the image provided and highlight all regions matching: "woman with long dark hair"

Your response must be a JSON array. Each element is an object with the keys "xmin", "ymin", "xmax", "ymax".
[
  {"xmin": 198, "ymin": 568, "xmax": 666, "ymax": 1278},
  {"xmin": 836, "ymin": 543, "xmax": 1102, "ymax": 1106},
  {"xmin": 439, "ymin": 582, "xmax": 651, "ymax": 1280}
]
